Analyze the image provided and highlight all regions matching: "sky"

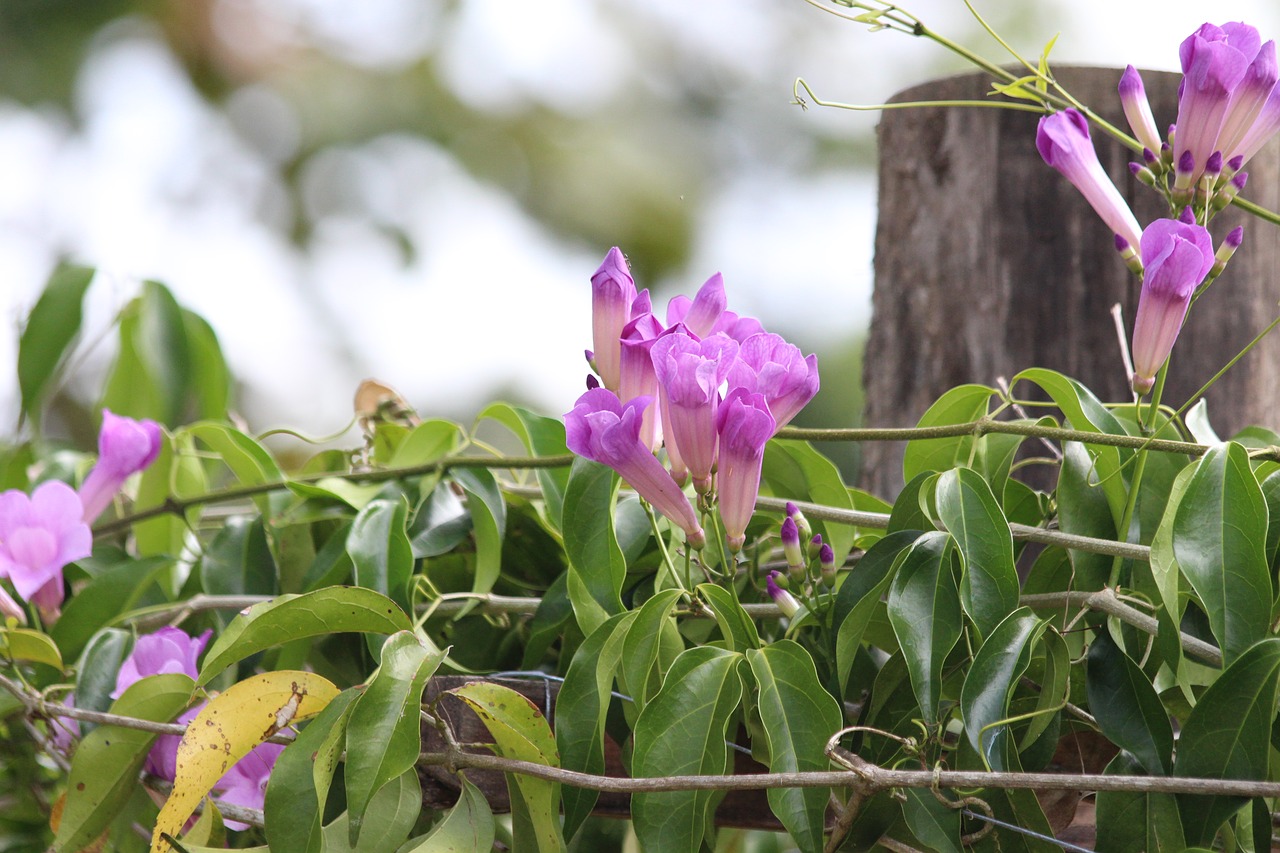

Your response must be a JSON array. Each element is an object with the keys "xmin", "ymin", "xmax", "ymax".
[{"xmin": 3, "ymin": 0, "xmax": 1279, "ymax": 447}]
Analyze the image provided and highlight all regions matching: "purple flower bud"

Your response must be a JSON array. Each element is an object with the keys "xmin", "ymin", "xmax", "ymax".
[
  {"xmin": 0, "ymin": 481, "xmax": 92, "ymax": 621},
  {"xmin": 1036, "ymin": 110, "xmax": 1143, "ymax": 250},
  {"xmin": 1129, "ymin": 161, "xmax": 1157, "ymax": 188},
  {"xmin": 1211, "ymin": 225, "xmax": 1245, "ymax": 276},
  {"xmin": 1115, "ymin": 233, "xmax": 1143, "ymax": 275},
  {"xmin": 809, "ymin": 533, "xmax": 824, "ymax": 560},
  {"xmin": 1142, "ymin": 147, "xmax": 1159, "ymax": 165},
  {"xmin": 766, "ymin": 570, "xmax": 800, "ymax": 618},
  {"xmin": 1179, "ymin": 205, "xmax": 1197, "ymax": 224},
  {"xmin": 1130, "ymin": 219, "xmax": 1216, "ymax": 394},
  {"xmin": 715, "ymin": 388, "xmax": 775, "ymax": 553},
  {"xmin": 819, "ymin": 543, "xmax": 837, "ymax": 587},
  {"xmin": 590, "ymin": 247, "xmax": 637, "ymax": 392},
  {"xmin": 781, "ymin": 516, "xmax": 805, "ymax": 578},
  {"xmin": 1205, "ymin": 150, "xmax": 1224, "ymax": 176},
  {"xmin": 651, "ymin": 329, "xmax": 739, "ymax": 494},
  {"xmin": 1119, "ymin": 65, "xmax": 1164, "ymax": 154},
  {"xmin": 565, "ymin": 388, "xmax": 705, "ymax": 548},
  {"xmin": 586, "ymin": 374, "xmax": 600, "ymax": 390},
  {"xmin": 78, "ymin": 410, "xmax": 163, "ymax": 523},
  {"xmin": 785, "ymin": 500, "xmax": 813, "ymax": 545},
  {"xmin": 1225, "ymin": 224, "xmax": 1245, "ymax": 248}
]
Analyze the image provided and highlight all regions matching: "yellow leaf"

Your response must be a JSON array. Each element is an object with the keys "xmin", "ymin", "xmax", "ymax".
[{"xmin": 150, "ymin": 671, "xmax": 339, "ymax": 853}]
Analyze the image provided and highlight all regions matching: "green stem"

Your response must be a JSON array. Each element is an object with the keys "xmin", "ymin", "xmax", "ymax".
[{"xmin": 1107, "ymin": 364, "xmax": 1168, "ymax": 586}]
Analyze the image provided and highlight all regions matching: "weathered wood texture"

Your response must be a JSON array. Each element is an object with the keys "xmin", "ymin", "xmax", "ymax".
[{"xmin": 861, "ymin": 67, "xmax": 1280, "ymax": 498}]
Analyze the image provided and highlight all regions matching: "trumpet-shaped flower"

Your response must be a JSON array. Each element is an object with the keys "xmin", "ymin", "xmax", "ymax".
[
  {"xmin": 666, "ymin": 273, "xmax": 728, "ymax": 339},
  {"xmin": 1119, "ymin": 66, "xmax": 1163, "ymax": 155},
  {"xmin": 0, "ymin": 481, "xmax": 92, "ymax": 621},
  {"xmin": 590, "ymin": 247, "xmax": 638, "ymax": 392},
  {"xmin": 618, "ymin": 312, "xmax": 666, "ymax": 451},
  {"xmin": 78, "ymin": 410, "xmax": 163, "ymax": 523},
  {"xmin": 727, "ymin": 333, "xmax": 820, "ymax": 429},
  {"xmin": 1036, "ymin": 109, "xmax": 1143, "ymax": 250},
  {"xmin": 565, "ymin": 388, "xmax": 705, "ymax": 548},
  {"xmin": 715, "ymin": 388, "xmax": 775, "ymax": 553},
  {"xmin": 1130, "ymin": 218, "xmax": 1216, "ymax": 393},
  {"xmin": 651, "ymin": 329, "xmax": 739, "ymax": 494},
  {"xmin": 1175, "ymin": 23, "xmax": 1259, "ymax": 182}
]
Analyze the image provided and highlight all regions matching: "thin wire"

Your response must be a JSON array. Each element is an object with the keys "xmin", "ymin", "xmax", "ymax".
[{"xmin": 961, "ymin": 809, "xmax": 1093, "ymax": 853}]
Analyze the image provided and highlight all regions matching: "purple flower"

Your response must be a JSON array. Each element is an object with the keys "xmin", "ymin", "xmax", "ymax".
[
  {"xmin": 0, "ymin": 481, "xmax": 92, "ymax": 621},
  {"xmin": 1174, "ymin": 23, "xmax": 1258, "ymax": 184},
  {"xmin": 766, "ymin": 571, "xmax": 800, "ymax": 618},
  {"xmin": 590, "ymin": 247, "xmax": 638, "ymax": 392},
  {"xmin": 651, "ymin": 329, "xmax": 739, "ymax": 494},
  {"xmin": 1235, "ymin": 84, "xmax": 1280, "ymax": 163},
  {"xmin": 217, "ymin": 741, "xmax": 285, "ymax": 830},
  {"xmin": 78, "ymin": 409, "xmax": 163, "ymax": 523},
  {"xmin": 715, "ymin": 388, "xmax": 775, "ymax": 553},
  {"xmin": 1119, "ymin": 66, "xmax": 1163, "ymax": 155},
  {"xmin": 665, "ymin": 273, "xmax": 728, "ymax": 339},
  {"xmin": 565, "ymin": 388, "xmax": 705, "ymax": 548},
  {"xmin": 1130, "ymin": 219, "xmax": 1216, "ymax": 393},
  {"xmin": 727, "ymin": 333, "xmax": 820, "ymax": 430},
  {"xmin": 1037, "ymin": 109, "xmax": 1143, "ymax": 250},
  {"xmin": 618, "ymin": 312, "xmax": 666, "ymax": 451}
]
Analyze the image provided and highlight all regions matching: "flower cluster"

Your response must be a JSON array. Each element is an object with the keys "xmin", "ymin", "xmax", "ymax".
[
  {"xmin": 111, "ymin": 626, "xmax": 282, "ymax": 830},
  {"xmin": 0, "ymin": 410, "xmax": 161, "ymax": 622},
  {"xmin": 1035, "ymin": 20, "xmax": 1278, "ymax": 396},
  {"xmin": 567, "ymin": 248, "xmax": 819, "ymax": 553}
]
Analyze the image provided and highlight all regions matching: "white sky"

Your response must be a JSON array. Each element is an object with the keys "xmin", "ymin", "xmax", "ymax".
[{"xmin": 3, "ymin": 0, "xmax": 1279, "ymax": 444}]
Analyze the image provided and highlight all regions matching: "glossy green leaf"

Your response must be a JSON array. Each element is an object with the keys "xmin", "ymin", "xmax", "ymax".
[
  {"xmin": 303, "ymin": 520, "xmax": 356, "ymax": 591},
  {"xmin": 1055, "ymin": 440, "xmax": 1117, "ymax": 591},
  {"xmin": 399, "ymin": 776, "xmax": 494, "ymax": 852},
  {"xmin": 562, "ymin": 457, "xmax": 626, "ymax": 634},
  {"xmin": 698, "ymin": 583, "xmax": 760, "ymax": 652},
  {"xmin": 936, "ymin": 467, "xmax": 1019, "ymax": 638},
  {"xmin": 197, "ymin": 587, "xmax": 411, "ymax": 685},
  {"xmin": 901, "ymin": 384, "xmax": 995, "ymax": 483},
  {"xmin": 101, "ymin": 281, "xmax": 192, "ymax": 426},
  {"xmin": 132, "ymin": 430, "xmax": 206, "ymax": 557},
  {"xmin": 73, "ymin": 628, "xmax": 133, "ymax": 730},
  {"xmin": 264, "ymin": 688, "xmax": 359, "ymax": 853},
  {"xmin": 181, "ymin": 309, "xmax": 231, "ymax": 421},
  {"xmin": 1174, "ymin": 638, "xmax": 1280, "ymax": 845},
  {"xmin": 1086, "ymin": 631, "xmax": 1172, "ymax": 776},
  {"xmin": 349, "ymin": 499, "xmax": 415, "ymax": 613},
  {"xmin": 746, "ymin": 640, "xmax": 843, "ymax": 853},
  {"xmin": 959, "ymin": 608, "xmax": 1045, "ymax": 772},
  {"xmin": 387, "ymin": 419, "xmax": 463, "ymax": 467},
  {"xmin": 452, "ymin": 682, "xmax": 565, "ymax": 853},
  {"xmin": 761, "ymin": 438, "xmax": 855, "ymax": 565},
  {"xmin": 887, "ymin": 472, "xmax": 934, "ymax": 533},
  {"xmin": 555, "ymin": 611, "xmax": 637, "ymax": 841},
  {"xmin": 320, "ymin": 770, "xmax": 421, "ymax": 853},
  {"xmin": 52, "ymin": 557, "xmax": 168, "ymax": 661},
  {"xmin": 186, "ymin": 422, "xmax": 283, "ymax": 514},
  {"xmin": 1018, "ymin": 626, "xmax": 1068, "ymax": 753},
  {"xmin": 53, "ymin": 673, "xmax": 194, "ymax": 853},
  {"xmin": 1094, "ymin": 752, "xmax": 1185, "ymax": 853},
  {"xmin": 408, "ymin": 482, "xmax": 471, "ymax": 559},
  {"xmin": 620, "ymin": 588, "xmax": 685, "ymax": 713},
  {"xmin": 1172, "ymin": 442, "xmax": 1270, "ymax": 666},
  {"xmin": 478, "ymin": 402, "xmax": 572, "ymax": 530},
  {"xmin": 833, "ymin": 530, "xmax": 916, "ymax": 695},
  {"xmin": 199, "ymin": 517, "xmax": 276, "ymax": 596},
  {"xmin": 1261, "ymin": 469, "xmax": 1280, "ymax": 571},
  {"xmin": 1013, "ymin": 368, "xmax": 1131, "ymax": 525},
  {"xmin": 346, "ymin": 632, "xmax": 446, "ymax": 844},
  {"xmin": 632, "ymin": 646, "xmax": 744, "ymax": 853},
  {"xmin": 521, "ymin": 574, "xmax": 573, "ymax": 669},
  {"xmin": 902, "ymin": 788, "xmax": 961, "ymax": 853},
  {"xmin": 453, "ymin": 467, "xmax": 507, "ymax": 608},
  {"xmin": 886, "ymin": 531, "xmax": 960, "ymax": 726},
  {"xmin": 18, "ymin": 263, "xmax": 94, "ymax": 427},
  {"xmin": 0, "ymin": 627, "xmax": 63, "ymax": 670}
]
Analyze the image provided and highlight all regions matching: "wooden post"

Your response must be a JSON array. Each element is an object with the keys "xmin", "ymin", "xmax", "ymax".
[{"xmin": 861, "ymin": 67, "xmax": 1280, "ymax": 498}]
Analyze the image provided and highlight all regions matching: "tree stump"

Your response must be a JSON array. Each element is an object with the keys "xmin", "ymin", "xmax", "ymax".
[{"xmin": 861, "ymin": 66, "xmax": 1280, "ymax": 498}]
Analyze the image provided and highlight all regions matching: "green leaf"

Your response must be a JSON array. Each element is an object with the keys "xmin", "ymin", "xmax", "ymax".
[
  {"xmin": 555, "ymin": 611, "xmax": 637, "ymax": 840},
  {"xmin": 478, "ymin": 402, "xmax": 572, "ymax": 530},
  {"xmin": 199, "ymin": 517, "xmax": 276, "ymax": 596},
  {"xmin": 887, "ymin": 472, "xmax": 934, "ymax": 533},
  {"xmin": 959, "ymin": 608, "xmax": 1046, "ymax": 772},
  {"xmin": 1174, "ymin": 638, "xmax": 1280, "ymax": 845},
  {"xmin": 398, "ymin": 776, "xmax": 494, "ymax": 852},
  {"xmin": 101, "ymin": 280, "xmax": 193, "ymax": 426},
  {"xmin": 1055, "ymin": 440, "xmax": 1118, "ymax": 591},
  {"xmin": 521, "ymin": 574, "xmax": 573, "ymax": 669},
  {"xmin": 349, "ymin": 499, "xmax": 416, "ymax": 613},
  {"xmin": 197, "ymin": 587, "xmax": 411, "ymax": 685},
  {"xmin": 833, "ymin": 530, "xmax": 916, "ymax": 695},
  {"xmin": 320, "ymin": 770, "xmax": 422, "ymax": 853},
  {"xmin": 51, "ymin": 556, "xmax": 167, "ymax": 661},
  {"xmin": 452, "ymin": 682, "xmax": 565, "ymax": 853},
  {"xmin": 453, "ymin": 467, "xmax": 507, "ymax": 609},
  {"xmin": 1260, "ymin": 469, "xmax": 1280, "ymax": 571},
  {"xmin": 387, "ymin": 419, "xmax": 464, "ymax": 467},
  {"xmin": 1172, "ymin": 442, "xmax": 1271, "ymax": 666},
  {"xmin": 0, "ymin": 627, "xmax": 63, "ymax": 670},
  {"xmin": 886, "ymin": 531, "xmax": 961, "ymax": 726},
  {"xmin": 346, "ymin": 632, "xmax": 446, "ymax": 844},
  {"xmin": 902, "ymin": 787, "xmax": 961, "ymax": 853},
  {"xmin": 181, "ymin": 310, "xmax": 231, "ymax": 421},
  {"xmin": 631, "ymin": 647, "xmax": 744, "ymax": 853},
  {"xmin": 620, "ymin": 588, "xmax": 685, "ymax": 713},
  {"xmin": 186, "ymin": 422, "xmax": 283, "ymax": 515},
  {"xmin": 901, "ymin": 385, "xmax": 995, "ymax": 483},
  {"xmin": 74, "ymin": 628, "xmax": 132, "ymax": 721},
  {"xmin": 746, "ymin": 641, "xmax": 843, "ymax": 853},
  {"xmin": 761, "ymin": 438, "xmax": 855, "ymax": 565},
  {"xmin": 132, "ymin": 429, "xmax": 206, "ymax": 557},
  {"xmin": 697, "ymin": 583, "xmax": 760, "ymax": 652},
  {"xmin": 1086, "ymin": 631, "xmax": 1172, "ymax": 776},
  {"xmin": 264, "ymin": 688, "xmax": 360, "ymax": 853},
  {"xmin": 1019, "ymin": 627, "xmax": 1068, "ymax": 752},
  {"xmin": 18, "ymin": 263, "xmax": 94, "ymax": 427},
  {"xmin": 53, "ymin": 673, "xmax": 194, "ymax": 853},
  {"xmin": 1095, "ymin": 752, "xmax": 1185, "ymax": 853},
  {"xmin": 936, "ymin": 467, "xmax": 1019, "ymax": 638},
  {"xmin": 408, "ymin": 481, "xmax": 471, "ymax": 558},
  {"xmin": 562, "ymin": 457, "xmax": 626, "ymax": 634}
]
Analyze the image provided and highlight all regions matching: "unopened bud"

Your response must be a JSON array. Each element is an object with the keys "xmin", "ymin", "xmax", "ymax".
[
  {"xmin": 766, "ymin": 570, "xmax": 801, "ymax": 619},
  {"xmin": 781, "ymin": 517, "xmax": 805, "ymax": 578},
  {"xmin": 1115, "ymin": 234, "xmax": 1143, "ymax": 276},
  {"xmin": 808, "ymin": 533, "xmax": 824, "ymax": 560},
  {"xmin": 1210, "ymin": 226, "xmax": 1245, "ymax": 277},
  {"xmin": 785, "ymin": 501, "xmax": 812, "ymax": 546},
  {"xmin": 1212, "ymin": 171, "xmax": 1247, "ymax": 212},
  {"xmin": 1129, "ymin": 161, "xmax": 1157, "ymax": 187},
  {"xmin": 819, "ymin": 544, "xmax": 837, "ymax": 587}
]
